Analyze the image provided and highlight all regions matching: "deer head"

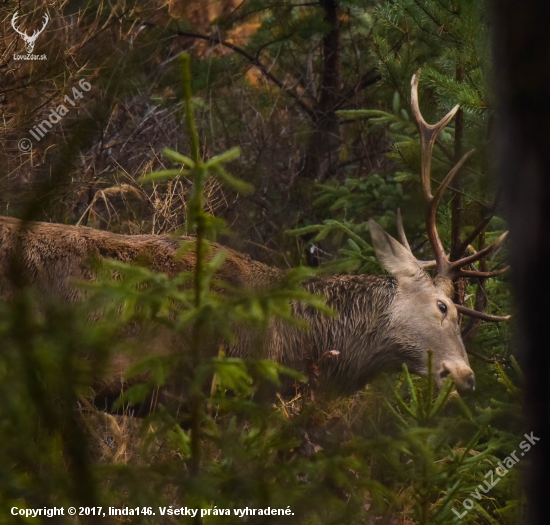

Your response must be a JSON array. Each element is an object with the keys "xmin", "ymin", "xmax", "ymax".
[
  {"xmin": 11, "ymin": 11, "xmax": 49, "ymax": 54},
  {"xmin": 368, "ymin": 219, "xmax": 475, "ymax": 392},
  {"xmin": 368, "ymin": 73, "xmax": 510, "ymax": 392}
]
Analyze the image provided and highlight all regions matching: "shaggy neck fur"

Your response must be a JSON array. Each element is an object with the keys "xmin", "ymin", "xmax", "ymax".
[{"xmin": 268, "ymin": 274, "xmax": 406, "ymax": 396}]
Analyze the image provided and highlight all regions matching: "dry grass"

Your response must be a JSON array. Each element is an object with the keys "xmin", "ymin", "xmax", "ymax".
[{"xmin": 79, "ymin": 398, "xmax": 182, "ymax": 465}]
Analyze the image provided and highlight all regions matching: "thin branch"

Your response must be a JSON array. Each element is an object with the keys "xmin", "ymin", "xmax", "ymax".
[
  {"xmin": 465, "ymin": 348, "xmax": 500, "ymax": 363},
  {"xmin": 338, "ymin": 69, "xmax": 381, "ymax": 107},
  {"xmin": 224, "ymin": 2, "xmax": 319, "ymax": 26},
  {"xmin": 175, "ymin": 30, "xmax": 315, "ymax": 119}
]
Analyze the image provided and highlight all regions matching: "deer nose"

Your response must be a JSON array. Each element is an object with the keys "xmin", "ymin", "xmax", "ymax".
[
  {"xmin": 465, "ymin": 373, "xmax": 476, "ymax": 391},
  {"xmin": 439, "ymin": 362, "xmax": 475, "ymax": 393}
]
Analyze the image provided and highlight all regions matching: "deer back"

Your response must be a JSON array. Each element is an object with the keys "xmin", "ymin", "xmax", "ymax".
[{"xmin": 0, "ymin": 216, "xmax": 281, "ymax": 302}]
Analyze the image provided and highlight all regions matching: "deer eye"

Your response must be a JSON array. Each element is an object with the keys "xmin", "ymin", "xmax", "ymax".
[{"xmin": 437, "ymin": 301, "xmax": 448, "ymax": 315}]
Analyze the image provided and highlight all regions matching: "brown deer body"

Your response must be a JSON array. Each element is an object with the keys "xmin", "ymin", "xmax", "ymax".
[
  {"xmin": 0, "ymin": 74, "xmax": 508, "ymax": 401},
  {"xmin": 0, "ymin": 214, "xmax": 475, "ymax": 398},
  {"xmin": 0, "ymin": 216, "xmax": 281, "ymax": 300}
]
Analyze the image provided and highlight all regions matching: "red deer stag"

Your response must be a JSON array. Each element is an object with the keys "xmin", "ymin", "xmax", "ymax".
[{"xmin": 0, "ymin": 74, "xmax": 508, "ymax": 399}]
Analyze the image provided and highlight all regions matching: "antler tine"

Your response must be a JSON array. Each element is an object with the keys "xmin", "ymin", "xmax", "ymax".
[
  {"xmin": 411, "ymin": 73, "xmax": 460, "ymax": 202},
  {"xmin": 430, "ymin": 149, "xmax": 475, "ymax": 214},
  {"xmin": 448, "ymin": 232, "xmax": 508, "ymax": 274},
  {"xmin": 425, "ymin": 148, "xmax": 475, "ymax": 273},
  {"xmin": 397, "ymin": 208, "xmax": 438, "ymax": 268},
  {"xmin": 459, "ymin": 265, "xmax": 510, "ymax": 279},
  {"xmin": 396, "ymin": 209, "xmax": 412, "ymax": 252},
  {"xmin": 457, "ymin": 213, "xmax": 494, "ymax": 257},
  {"xmin": 418, "ymin": 260, "xmax": 437, "ymax": 270},
  {"xmin": 455, "ymin": 304, "xmax": 511, "ymax": 322}
]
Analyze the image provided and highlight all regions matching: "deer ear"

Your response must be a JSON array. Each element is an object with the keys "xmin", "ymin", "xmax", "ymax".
[{"xmin": 368, "ymin": 219, "xmax": 425, "ymax": 281}]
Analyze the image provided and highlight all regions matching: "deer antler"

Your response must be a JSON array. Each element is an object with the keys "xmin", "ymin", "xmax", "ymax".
[
  {"xmin": 455, "ymin": 304, "xmax": 510, "ymax": 322},
  {"xmin": 410, "ymin": 72, "xmax": 510, "ymax": 322},
  {"xmin": 396, "ymin": 209, "xmax": 437, "ymax": 269},
  {"xmin": 410, "ymin": 73, "xmax": 509, "ymax": 281}
]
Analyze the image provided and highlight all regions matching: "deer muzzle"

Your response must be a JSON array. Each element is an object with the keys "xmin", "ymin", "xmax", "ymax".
[{"xmin": 438, "ymin": 361, "xmax": 476, "ymax": 393}]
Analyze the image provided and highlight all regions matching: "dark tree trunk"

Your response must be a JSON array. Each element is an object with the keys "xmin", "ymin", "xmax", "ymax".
[
  {"xmin": 462, "ymin": 232, "xmax": 488, "ymax": 341},
  {"xmin": 302, "ymin": 0, "xmax": 341, "ymax": 181},
  {"xmin": 495, "ymin": 1, "xmax": 550, "ymax": 522},
  {"xmin": 450, "ymin": 66, "xmax": 465, "ymax": 317}
]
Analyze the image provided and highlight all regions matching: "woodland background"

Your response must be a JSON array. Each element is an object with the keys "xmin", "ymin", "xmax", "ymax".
[{"xmin": 0, "ymin": 1, "xmax": 524, "ymax": 524}]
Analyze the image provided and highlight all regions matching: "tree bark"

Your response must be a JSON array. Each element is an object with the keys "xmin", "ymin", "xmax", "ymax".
[
  {"xmin": 302, "ymin": 0, "xmax": 341, "ymax": 181},
  {"xmin": 495, "ymin": 1, "xmax": 550, "ymax": 521},
  {"xmin": 450, "ymin": 66, "xmax": 465, "ymax": 317}
]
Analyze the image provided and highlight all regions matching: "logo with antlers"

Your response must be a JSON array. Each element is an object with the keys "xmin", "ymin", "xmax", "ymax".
[{"xmin": 11, "ymin": 11, "xmax": 49, "ymax": 54}]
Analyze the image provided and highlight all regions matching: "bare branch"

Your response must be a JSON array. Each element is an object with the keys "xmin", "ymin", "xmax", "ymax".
[{"xmin": 175, "ymin": 30, "xmax": 315, "ymax": 119}]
